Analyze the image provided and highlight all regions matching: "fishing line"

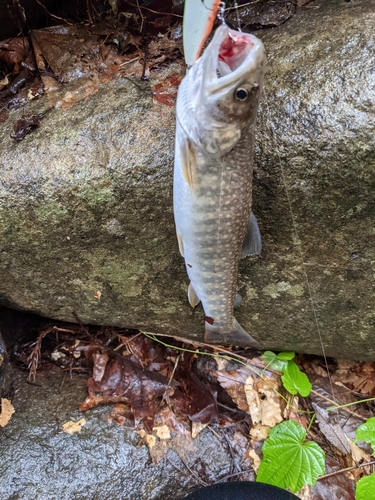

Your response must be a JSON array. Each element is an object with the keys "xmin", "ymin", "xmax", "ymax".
[
  {"xmin": 262, "ymin": 89, "xmax": 337, "ymax": 408},
  {"xmin": 218, "ymin": 2, "xmax": 227, "ymax": 25}
]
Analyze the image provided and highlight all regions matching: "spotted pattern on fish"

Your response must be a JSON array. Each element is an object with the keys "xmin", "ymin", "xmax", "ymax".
[{"xmin": 174, "ymin": 25, "xmax": 266, "ymax": 347}]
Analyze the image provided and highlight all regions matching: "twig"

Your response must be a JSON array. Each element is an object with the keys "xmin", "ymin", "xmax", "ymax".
[
  {"xmin": 216, "ymin": 470, "xmax": 254, "ymax": 482},
  {"xmin": 86, "ymin": 0, "xmax": 94, "ymax": 24},
  {"xmin": 34, "ymin": 0, "xmax": 74, "ymax": 25},
  {"xmin": 141, "ymin": 43, "xmax": 148, "ymax": 81},
  {"xmin": 162, "ymin": 353, "xmax": 180, "ymax": 403},
  {"xmin": 141, "ymin": 331, "xmax": 265, "ymax": 370},
  {"xmin": 124, "ymin": 1, "xmax": 182, "ymax": 18},
  {"xmin": 207, "ymin": 425, "xmax": 221, "ymax": 440},
  {"xmin": 135, "ymin": 0, "xmax": 145, "ymax": 33},
  {"xmin": 318, "ymin": 460, "xmax": 375, "ymax": 481},
  {"xmin": 169, "ymin": 455, "xmax": 208, "ymax": 487},
  {"xmin": 72, "ymin": 312, "xmax": 91, "ymax": 337},
  {"xmin": 25, "ymin": 380, "xmax": 42, "ymax": 387},
  {"xmin": 27, "ymin": 327, "xmax": 55, "ymax": 381},
  {"xmin": 310, "ymin": 389, "xmax": 368, "ymax": 420},
  {"xmin": 118, "ymin": 56, "xmax": 140, "ymax": 67}
]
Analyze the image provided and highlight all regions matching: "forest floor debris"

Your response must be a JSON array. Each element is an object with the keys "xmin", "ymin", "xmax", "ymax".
[{"xmin": 5, "ymin": 318, "xmax": 375, "ymax": 498}]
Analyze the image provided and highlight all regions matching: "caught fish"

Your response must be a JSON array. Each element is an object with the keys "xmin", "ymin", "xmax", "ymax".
[{"xmin": 173, "ymin": 25, "xmax": 266, "ymax": 347}]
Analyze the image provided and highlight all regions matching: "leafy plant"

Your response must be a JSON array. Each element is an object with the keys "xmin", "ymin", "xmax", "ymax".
[
  {"xmin": 356, "ymin": 474, "xmax": 375, "ymax": 500},
  {"xmin": 262, "ymin": 351, "xmax": 312, "ymax": 397},
  {"xmin": 256, "ymin": 420, "xmax": 325, "ymax": 493},
  {"xmin": 354, "ymin": 417, "xmax": 375, "ymax": 500},
  {"xmin": 354, "ymin": 416, "xmax": 375, "ymax": 450}
]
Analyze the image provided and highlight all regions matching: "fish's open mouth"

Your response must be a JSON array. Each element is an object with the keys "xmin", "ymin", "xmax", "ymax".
[
  {"xmin": 218, "ymin": 32, "xmax": 254, "ymax": 72},
  {"xmin": 204, "ymin": 26, "xmax": 264, "ymax": 94}
]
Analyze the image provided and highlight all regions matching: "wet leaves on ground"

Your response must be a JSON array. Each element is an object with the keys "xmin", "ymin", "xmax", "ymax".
[{"xmin": 7, "ymin": 317, "xmax": 375, "ymax": 497}]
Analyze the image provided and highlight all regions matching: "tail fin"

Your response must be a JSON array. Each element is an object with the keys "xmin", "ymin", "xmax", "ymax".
[{"xmin": 204, "ymin": 318, "xmax": 261, "ymax": 348}]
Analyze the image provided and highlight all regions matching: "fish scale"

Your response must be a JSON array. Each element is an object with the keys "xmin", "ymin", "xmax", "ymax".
[{"xmin": 174, "ymin": 25, "xmax": 266, "ymax": 347}]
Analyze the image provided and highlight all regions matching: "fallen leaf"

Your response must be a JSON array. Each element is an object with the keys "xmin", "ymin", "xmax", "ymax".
[
  {"xmin": 62, "ymin": 418, "xmax": 87, "ymax": 434},
  {"xmin": 191, "ymin": 421, "xmax": 208, "ymax": 439},
  {"xmin": 0, "ymin": 38, "xmax": 30, "ymax": 73},
  {"xmin": 312, "ymin": 403, "xmax": 351, "ymax": 454},
  {"xmin": 145, "ymin": 434, "xmax": 156, "ymax": 449},
  {"xmin": 0, "ymin": 398, "xmax": 15, "ymax": 427},
  {"xmin": 250, "ymin": 423, "xmax": 270, "ymax": 442},
  {"xmin": 154, "ymin": 424, "xmax": 171, "ymax": 440},
  {"xmin": 80, "ymin": 352, "xmax": 173, "ymax": 431},
  {"xmin": 244, "ymin": 375, "xmax": 284, "ymax": 427},
  {"xmin": 11, "ymin": 114, "xmax": 41, "ymax": 141},
  {"xmin": 215, "ymin": 364, "xmax": 252, "ymax": 412},
  {"xmin": 311, "ymin": 456, "xmax": 356, "ymax": 499},
  {"xmin": 247, "ymin": 448, "xmax": 261, "ymax": 472}
]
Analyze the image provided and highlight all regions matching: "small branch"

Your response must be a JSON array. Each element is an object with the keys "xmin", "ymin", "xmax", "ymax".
[
  {"xmin": 318, "ymin": 460, "xmax": 375, "ymax": 481},
  {"xmin": 135, "ymin": 0, "xmax": 145, "ymax": 33},
  {"xmin": 215, "ymin": 469, "xmax": 254, "ymax": 482},
  {"xmin": 35, "ymin": 0, "xmax": 73, "ymax": 25},
  {"xmin": 167, "ymin": 456, "xmax": 208, "ymax": 487},
  {"xmin": 311, "ymin": 389, "xmax": 368, "ymax": 421}
]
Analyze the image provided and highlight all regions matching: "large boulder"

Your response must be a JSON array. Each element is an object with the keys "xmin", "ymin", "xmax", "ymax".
[{"xmin": 0, "ymin": 0, "xmax": 374, "ymax": 359}]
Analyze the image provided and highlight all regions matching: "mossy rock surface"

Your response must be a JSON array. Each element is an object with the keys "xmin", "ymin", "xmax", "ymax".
[{"xmin": 0, "ymin": 0, "xmax": 374, "ymax": 359}]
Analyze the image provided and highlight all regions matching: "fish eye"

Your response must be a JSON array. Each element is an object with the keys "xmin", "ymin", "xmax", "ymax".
[{"xmin": 235, "ymin": 88, "xmax": 249, "ymax": 101}]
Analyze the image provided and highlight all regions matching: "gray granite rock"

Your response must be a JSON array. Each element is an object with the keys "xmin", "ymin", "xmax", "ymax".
[
  {"xmin": 0, "ymin": 0, "xmax": 374, "ymax": 359},
  {"xmin": 0, "ymin": 364, "xmax": 236, "ymax": 500}
]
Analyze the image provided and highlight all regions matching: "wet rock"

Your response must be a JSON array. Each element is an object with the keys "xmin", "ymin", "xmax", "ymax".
[
  {"xmin": 0, "ymin": 364, "xmax": 240, "ymax": 500},
  {"xmin": 0, "ymin": 0, "xmax": 375, "ymax": 359},
  {"xmin": 227, "ymin": 0, "xmax": 296, "ymax": 30}
]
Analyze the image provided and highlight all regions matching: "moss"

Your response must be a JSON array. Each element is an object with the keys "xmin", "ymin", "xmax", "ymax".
[
  {"xmin": 287, "ymin": 284, "xmax": 304, "ymax": 297},
  {"xmin": 36, "ymin": 202, "xmax": 69, "ymax": 222},
  {"xmin": 82, "ymin": 187, "xmax": 116, "ymax": 209}
]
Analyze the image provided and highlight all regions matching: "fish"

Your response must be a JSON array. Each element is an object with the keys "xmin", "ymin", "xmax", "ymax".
[{"xmin": 173, "ymin": 25, "xmax": 266, "ymax": 347}]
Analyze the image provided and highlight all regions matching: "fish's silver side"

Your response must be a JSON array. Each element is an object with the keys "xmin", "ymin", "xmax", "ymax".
[{"xmin": 174, "ymin": 25, "xmax": 266, "ymax": 347}]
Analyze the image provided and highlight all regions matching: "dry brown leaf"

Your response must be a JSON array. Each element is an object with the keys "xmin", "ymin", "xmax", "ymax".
[
  {"xmin": 191, "ymin": 421, "xmax": 208, "ymax": 439},
  {"xmin": 250, "ymin": 423, "xmax": 270, "ymax": 442},
  {"xmin": 350, "ymin": 442, "xmax": 371, "ymax": 464},
  {"xmin": 215, "ymin": 365, "xmax": 252, "ymax": 412},
  {"xmin": 0, "ymin": 398, "xmax": 15, "ymax": 427},
  {"xmin": 153, "ymin": 425, "xmax": 171, "ymax": 440},
  {"xmin": 62, "ymin": 418, "xmax": 87, "ymax": 434},
  {"xmin": 145, "ymin": 434, "xmax": 156, "ymax": 449},
  {"xmin": 244, "ymin": 375, "xmax": 284, "ymax": 427},
  {"xmin": 296, "ymin": 484, "xmax": 313, "ymax": 499},
  {"xmin": 247, "ymin": 448, "xmax": 261, "ymax": 472},
  {"xmin": 313, "ymin": 403, "xmax": 350, "ymax": 454}
]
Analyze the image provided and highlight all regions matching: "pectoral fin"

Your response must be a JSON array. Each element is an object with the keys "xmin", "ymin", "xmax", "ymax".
[
  {"xmin": 234, "ymin": 293, "xmax": 242, "ymax": 308},
  {"xmin": 188, "ymin": 281, "xmax": 200, "ymax": 308},
  {"xmin": 242, "ymin": 212, "xmax": 262, "ymax": 257},
  {"xmin": 177, "ymin": 233, "xmax": 185, "ymax": 257},
  {"xmin": 180, "ymin": 138, "xmax": 197, "ymax": 189}
]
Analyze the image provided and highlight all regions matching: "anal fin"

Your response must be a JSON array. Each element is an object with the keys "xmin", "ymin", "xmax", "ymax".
[
  {"xmin": 188, "ymin": 281, "xmax": 200, "ymax": 308},
  {"xmin": 242, "ymin": 211, "xmax": 262, "ymax": 257},
  {"xmin": 205, "ymin": 318, "xmax": 261, "ymax": 348}
]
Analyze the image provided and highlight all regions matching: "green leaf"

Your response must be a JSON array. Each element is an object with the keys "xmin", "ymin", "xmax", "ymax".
[
  {"xmin": 276, "ymin": 352, "xmax": 296, "ymax": 361},
  {"xmin": 355, "ymin": 473, "xmax": 375, "ymax": 500},
  {"xmin": 354, "ymin": 417, "xmax": 375, "ymax": 451},
  {"xmin": 256, "ymin": 420, "xmax": 325, "ymax": 493},
  {"xmin": 262, "ymin": 351, "xmax": 295, "ymax": 372},
  {"xmin": 281, "ymin": 360, "xmax": 312, "ymax": 397}
]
